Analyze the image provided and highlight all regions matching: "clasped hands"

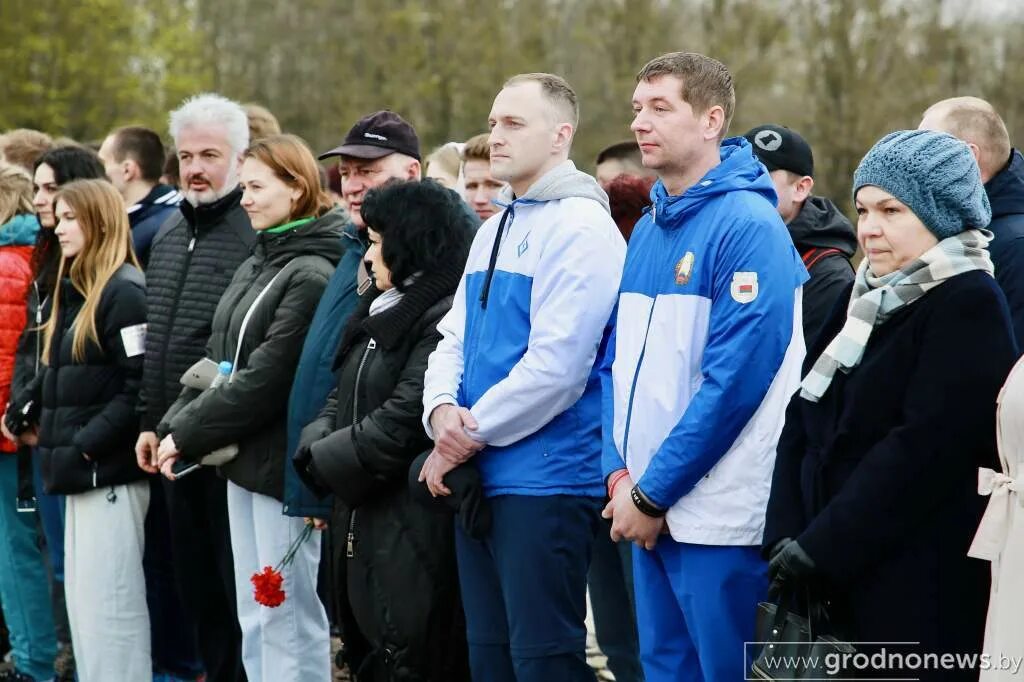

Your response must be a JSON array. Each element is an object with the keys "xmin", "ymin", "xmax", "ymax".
[
  {"xmin": 602, "ymin": 472, "xmax": 666, "ymax": 551},
  {"xmin": 417, "ymin": 404, "xmax": 484, "ymax": 497},
  {"xmin": 135, "ymin": 430, "xmax": 183, "ymax": 480}
]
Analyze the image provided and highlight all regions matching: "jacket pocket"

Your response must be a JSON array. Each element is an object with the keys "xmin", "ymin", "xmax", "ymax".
[{"xmin": 42, "ymin": 443, "xmax": 93, "ymax": 495}]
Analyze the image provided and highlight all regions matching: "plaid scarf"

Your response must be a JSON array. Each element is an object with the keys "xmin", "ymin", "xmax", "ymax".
[{"xmin": 800, "ymin": 229, "xmax": 993, "ymax": 402}]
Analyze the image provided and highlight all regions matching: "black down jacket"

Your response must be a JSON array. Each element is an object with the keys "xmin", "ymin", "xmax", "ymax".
[
  {"xmin": 139, "ymin": 188, "xmax": 255, "ymax": 432},
  {"xmin": 300, "ymin": 260, "xmax": 469, "ymax": 682},
  {"xmin": 160, "ymin": 210, "xmax": 345, "ymax": 500},
  {"xmin": 30, "ymin": 265, "xmax": 148, "ymax": 494}
]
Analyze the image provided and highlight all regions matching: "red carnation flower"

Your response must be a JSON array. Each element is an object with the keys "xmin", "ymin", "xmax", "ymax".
[
  {"xmin": 250, "ymin": 521, "xmax": 315, "ymax": 608},
  {"xmin": 251, "ymin": 566, "xmax": 286, "ymax": 607}
]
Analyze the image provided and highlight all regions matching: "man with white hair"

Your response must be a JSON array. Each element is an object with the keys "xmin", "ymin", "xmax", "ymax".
[{"xmin": 134, "ymin": 93, "xmax": 253, "ymax": 682}]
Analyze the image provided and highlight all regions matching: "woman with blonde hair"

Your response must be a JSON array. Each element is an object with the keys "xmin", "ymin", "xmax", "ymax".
[
  {"xmin": 424, "ymin": 141, "xmax": 464, "ymax": 192},
  {"xmin": 5, "ymin": 178, "xmax": 149, "ymax": 681},
  {"xmin": 155, "ymin": 133, "xmax": 344, "ymax": 682},
  {"xmin": 0, "ymin": 161, "xmax": 58, "ymax": 682}
]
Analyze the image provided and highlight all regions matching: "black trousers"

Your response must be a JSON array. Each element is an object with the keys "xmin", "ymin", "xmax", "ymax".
[
  {"xmin": 162, "ymin": 468, "xmax": 245, "ymax": 682},
  {"xmin": 144, "ymin": 477, "xmax": 204, "ymax": 676}
]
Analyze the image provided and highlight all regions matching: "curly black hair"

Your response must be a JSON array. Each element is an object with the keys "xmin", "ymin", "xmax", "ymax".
[{"xmin": 360, "ymin": 179, "xmax": 473, "ymax": 291}]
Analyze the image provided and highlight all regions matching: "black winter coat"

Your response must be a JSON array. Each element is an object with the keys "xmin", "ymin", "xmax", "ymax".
[
  {"xmin": 985, "ymin": 149, "xmax": 1024, "ymax": 347},
  {"xmin": 787, "ymin": 196, "xmax": 857, "ymax": 348},
  {"xmin": 764, "ymin": 271, "xmax": 1017, "ymax": 675},
  {"xmin": 139, "ymin": 188, "xmax": 255, "ymax": 432},
  {"xmin": 160, "ymin": 210, "xmax": 345, "ymax": 500},
  {"xmin": 300, "ymin": 261, "xmax": 469, "ymax": 682},
  {"xmin": 30, "ymin": 265, "xmax": 148, "ymax": 494}
]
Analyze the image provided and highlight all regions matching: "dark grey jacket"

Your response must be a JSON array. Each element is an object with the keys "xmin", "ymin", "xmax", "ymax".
[{"xmin": 140, "ymin": 188, "xmax": 255, "ymax": 432}]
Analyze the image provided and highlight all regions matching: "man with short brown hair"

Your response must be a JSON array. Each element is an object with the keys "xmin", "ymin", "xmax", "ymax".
[
  {"xmin": 603, "ymin": 52, "xmax": 806, "ymax": 681},
  {"xmin": 98, "ymin": 126, "xmax": 182, "ymax": 264},
  {"xmin": 461, "ymin": 133, "xmax": 505, "ymax": 221}
]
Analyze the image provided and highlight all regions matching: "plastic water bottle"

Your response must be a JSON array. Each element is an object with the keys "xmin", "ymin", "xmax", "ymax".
[{"xmin": 211, "ymin": 361, "xmax": 232, "ymax": 389}]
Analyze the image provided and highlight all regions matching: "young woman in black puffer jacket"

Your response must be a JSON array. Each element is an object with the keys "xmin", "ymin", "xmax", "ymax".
[
  {"xmin": 7, "ymin": 179, "xmax": 150, "ymax": 682},
  {"xmin": 295, "ymin": 179, "xmax": 474, "ymax": 682}
]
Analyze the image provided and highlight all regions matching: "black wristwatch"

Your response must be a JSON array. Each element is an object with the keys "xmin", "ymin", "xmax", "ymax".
[{"xmin": 630, "ymin": 485, "xmax": 666, "ymax": 518}]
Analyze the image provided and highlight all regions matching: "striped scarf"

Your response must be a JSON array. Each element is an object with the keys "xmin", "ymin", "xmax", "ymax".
[{"xmin": 800, "ymin": 229, "xmax": 993, "ymax": 402}]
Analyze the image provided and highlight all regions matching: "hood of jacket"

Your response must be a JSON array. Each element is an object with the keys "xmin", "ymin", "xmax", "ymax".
[
  {"xmin": 253, "ymin": 206, "xmax": 348, "ymax": 266},
  {"xmin": 497, "ymin": 160, "xmax": 609, "ymax": 212},
  {"xmin": 786, "ymin": 196, "xmax": 858, "ymax": 256},
  {"xmin": 0, "ymin": 213, "xmax": 40, "ymax": 247},
  {"xmin": 986, "ymin": 149, "xmax": 1024, "ymax": 220},
  {"xmin": 649, "ymin": 136, "xmax": 777, "ymax": 229}
]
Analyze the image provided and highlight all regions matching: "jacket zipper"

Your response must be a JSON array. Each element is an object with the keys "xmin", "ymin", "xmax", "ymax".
[
  {"xmin": 620, "ymin": 300, "xmax": 658, "ymax": 468},
  {"xmin": 33, "ymin": 281, "xmax": 43, "ymax": 375},
  {"xmin": 158, "ymin": 232, "xmax": 197, "ymax": 417},
  {"xmin": 347, "ymin": 337, "xmax": 377, "ymax": 559}
]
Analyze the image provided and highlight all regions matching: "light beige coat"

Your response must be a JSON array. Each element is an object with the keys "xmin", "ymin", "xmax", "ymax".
[{"xmin": 970, "ymin": 357, "xmax": 1024, "ymax": 680}]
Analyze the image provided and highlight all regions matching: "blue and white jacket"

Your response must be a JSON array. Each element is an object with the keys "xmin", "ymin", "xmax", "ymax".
[
  {"xmin": 424, "ymin": 160, "xmax": 625, "ymax": 497},
  {"xmin": 602, "ymin": 138, "xmax": 808, "ymax": 545}
]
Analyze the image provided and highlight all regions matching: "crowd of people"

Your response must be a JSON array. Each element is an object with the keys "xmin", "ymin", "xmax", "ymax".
[{"xmin": 0, "ymin": 49, "xmax": 1021, "ymax": 682}]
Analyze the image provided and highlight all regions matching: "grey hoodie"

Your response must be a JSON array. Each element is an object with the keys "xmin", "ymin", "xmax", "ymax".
[{"xmin": 497, "ymin": 160, "xmax": 610, "ymax": 212}]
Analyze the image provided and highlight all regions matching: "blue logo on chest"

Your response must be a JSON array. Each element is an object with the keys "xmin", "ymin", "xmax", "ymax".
[{"xmin": 517, "ymin": 233, "xmax": 530, "ymax": 257}]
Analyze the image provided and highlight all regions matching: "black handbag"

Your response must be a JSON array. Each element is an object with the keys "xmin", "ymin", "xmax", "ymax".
[{"xmin": 751, "ymin": 588, "xmax": 856, "ymax": 680}]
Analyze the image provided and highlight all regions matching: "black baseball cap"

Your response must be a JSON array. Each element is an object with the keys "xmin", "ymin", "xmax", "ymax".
[
  {"xmin": 744, "ymin": 124, "xmax": 814, "ymax": 178},
  {"xmin": 318, "ymin": 110, "xmax": 421, "ymax": 162}
]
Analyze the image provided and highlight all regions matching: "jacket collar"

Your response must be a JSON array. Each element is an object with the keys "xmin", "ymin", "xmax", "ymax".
[
  {"xmin": 336, "ymin": 258, "xmax": 463, "ymax": 361},
  {"xmin": 985, "ymin": 149, "xmax": 1024, "ymax": 219},
  {"xmin": 178, "ymin": 186, "xmax": 244, "ymax": 232}
]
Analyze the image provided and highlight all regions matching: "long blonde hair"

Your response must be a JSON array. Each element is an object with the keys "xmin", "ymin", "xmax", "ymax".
[{"xmin": 42, "ymin": 180, "xmax": 139, "ymax": 362}]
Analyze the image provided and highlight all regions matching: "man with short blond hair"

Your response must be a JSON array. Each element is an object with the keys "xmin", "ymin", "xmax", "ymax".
[
  {"xmin": 461, "ymin": 133, "xmax": 506, "ymax": 220},
  {"xmin": 421, "ymin": 72, "xmax": 624, "ymax": 681},
  {"xmin": 603, "ymin": 52, "xmax": 806, "ymax": 680},
  {"xmin": 920, "ymin": 97, "xmax": 1024, "ymax": 344}
]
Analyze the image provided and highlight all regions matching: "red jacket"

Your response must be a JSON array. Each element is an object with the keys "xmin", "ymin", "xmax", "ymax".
[{"xmin": 0, "ymin": 243, "xmax": 34, "ymax": 453}]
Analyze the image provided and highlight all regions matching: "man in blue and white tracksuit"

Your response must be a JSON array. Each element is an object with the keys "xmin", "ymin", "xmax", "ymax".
[
  {"xmin": 603, "ymin": 53, "xmax": 809, "ymax": 681},
  {"xmin": 421, "ymin": 73, "xmax": 625, "ymax": 681}
]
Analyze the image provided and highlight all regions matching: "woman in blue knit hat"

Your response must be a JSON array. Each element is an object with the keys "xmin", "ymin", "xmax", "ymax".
[{"xmin": 762, "ymin": 130, "xmax": 1017, "ymax": 679}]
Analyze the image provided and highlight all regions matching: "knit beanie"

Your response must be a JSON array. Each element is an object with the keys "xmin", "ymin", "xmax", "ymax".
[{"xmin": 853, "ymin": 130, "xmax": 991, "ymax": 240}]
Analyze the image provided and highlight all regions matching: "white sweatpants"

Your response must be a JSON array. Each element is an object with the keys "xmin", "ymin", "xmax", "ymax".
[
  {"xmin": 227, "ymin": 481, "xmax": 330, "ymax": 682},
  {"xmin": 64, "ymin": 480, "xmax": 151, "ymax": 682}
]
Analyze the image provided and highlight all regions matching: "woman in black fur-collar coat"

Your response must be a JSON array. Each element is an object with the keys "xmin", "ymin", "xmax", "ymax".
[{"xmin": 295, "ymin": 179, "xmax": 473, "ymax": 682}]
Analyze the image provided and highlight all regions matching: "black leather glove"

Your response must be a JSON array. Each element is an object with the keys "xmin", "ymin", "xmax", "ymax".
[
  {"xmin": 408, "ymin": 450, "xmax": 492, "ymax": 539},
  {"xmin": 768, "ymin": 537, "xmax": 792, "ymax": 562},
  {"xmin": 767, "ymin": 538, "xmax": 816, "ymax": 600}
]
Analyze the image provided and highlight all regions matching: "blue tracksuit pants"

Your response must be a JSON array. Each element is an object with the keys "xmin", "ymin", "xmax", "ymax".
[{"xmin": 633, "ymin": 537, "xmax": 766, "ymax": 682}]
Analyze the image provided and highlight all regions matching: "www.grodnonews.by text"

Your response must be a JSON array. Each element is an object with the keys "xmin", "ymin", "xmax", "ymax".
[{"xmin": 748, "ymin": 646, "xmax": 1024, "ymax": 678}]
